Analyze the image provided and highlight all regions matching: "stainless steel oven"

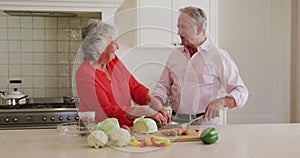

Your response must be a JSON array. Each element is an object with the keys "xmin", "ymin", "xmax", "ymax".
[{"xmin": 0, "ymin": 97, "xmax": 79, "ymax": 130}]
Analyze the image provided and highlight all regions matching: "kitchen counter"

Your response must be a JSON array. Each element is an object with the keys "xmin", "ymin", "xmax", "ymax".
[{"xmin": 1, "ymin": 123, "xmax": 300, "ymax": 158}]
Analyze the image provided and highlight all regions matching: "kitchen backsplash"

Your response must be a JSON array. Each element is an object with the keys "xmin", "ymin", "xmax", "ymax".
[{"xmin": 0, "ymin": 14, "xmax": 100, "ymax": 98}]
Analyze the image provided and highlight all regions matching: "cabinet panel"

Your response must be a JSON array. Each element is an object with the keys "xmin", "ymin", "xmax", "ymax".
[
  {"xmin": 0, "ymin": 0, "xmax": 123, "ymax": 12},
  {"xmin": 138, "ymin": 0, "xmax": 172, "ymax": 47},
  {"xmin": 116, "ymin": 0, "xmax": 217, "ymax": 47},
  {"xmin": 115, "ymin": 0, "xmax": 138, "ymax": 48}
]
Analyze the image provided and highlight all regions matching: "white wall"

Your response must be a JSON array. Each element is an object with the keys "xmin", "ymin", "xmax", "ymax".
[{"xmin": 219, "ymin": 0, "xmax": 292, "ymax": 123}]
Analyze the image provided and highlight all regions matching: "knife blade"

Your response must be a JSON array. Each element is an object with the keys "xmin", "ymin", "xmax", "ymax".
[{"xmin": 179, "ymin": 115, "xmax": 204, "ymax": 130}]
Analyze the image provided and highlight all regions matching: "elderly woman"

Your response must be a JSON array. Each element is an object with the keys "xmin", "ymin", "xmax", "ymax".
[{"xmin": 76, "ymin": 19, "xmax": 171, "ymax": 127}]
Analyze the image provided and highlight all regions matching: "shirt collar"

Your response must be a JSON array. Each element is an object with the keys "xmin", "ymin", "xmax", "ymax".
[
  {"xmin": 182, "ymin": 38, "xmax": 210, "ymax": 55},
  {"xmin": 198, "ymin": 38, "xmax": 210, "ymax": 52}
]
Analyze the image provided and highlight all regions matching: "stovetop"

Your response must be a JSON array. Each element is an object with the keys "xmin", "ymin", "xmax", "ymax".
[{"xmin": 0, "ymin": 102, "xmax": 76, "ymax": 110}]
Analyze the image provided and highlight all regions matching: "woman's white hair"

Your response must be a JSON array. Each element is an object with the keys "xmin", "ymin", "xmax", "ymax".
[{"xmin": 81, "ymin": 20, "xmax": 118, "ymax": 61}]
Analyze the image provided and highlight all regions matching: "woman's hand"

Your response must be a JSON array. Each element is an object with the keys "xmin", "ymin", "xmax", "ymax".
[
  {"xmin": 127, "ymin": 106, "xmax": 168, "ymax": 125},
  {"xmin": 147, "ymin": 94, "xmax": 171, "ymax": 123},
  {"xmin": 158, "ymin": 108, "xmax": 171, "ymax": 124}
]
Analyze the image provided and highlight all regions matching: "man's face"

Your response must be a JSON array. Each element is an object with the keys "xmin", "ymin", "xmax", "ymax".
[{"xmin": 177, "ymin": 13, "xmax": 200, "ymax": 47}]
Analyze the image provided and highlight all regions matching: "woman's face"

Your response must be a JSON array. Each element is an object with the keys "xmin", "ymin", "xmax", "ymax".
[
  {"xmin": 105, "ymin": 39, "xmax": 119, "ymax": 54},
  {"xmin": 99, "ymin": 39, "xmax": 119, "ymax": 64}
]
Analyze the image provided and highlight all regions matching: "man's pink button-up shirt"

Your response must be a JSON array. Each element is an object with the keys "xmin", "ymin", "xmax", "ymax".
[{"xmin": 152, "ymin": 40, "xmax": 249, "ymax": 114}]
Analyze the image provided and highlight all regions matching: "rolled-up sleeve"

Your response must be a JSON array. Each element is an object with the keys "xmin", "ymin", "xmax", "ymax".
[
  {"xmin": 220, "ymin": 51, "xmax": 249, "ymax": 108},
  {"xmin": 152, "ymin": 66, "xmax": 172, "ymax": 105}
]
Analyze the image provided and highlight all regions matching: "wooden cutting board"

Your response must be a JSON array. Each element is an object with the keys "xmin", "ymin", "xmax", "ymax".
[
  {"xmin": 172, "ymin": 132, "xmax": 201, "ymax": 142},
  {"xmin": 133, "ymin": 126, "xmax": 202, "ymax": 142},
  {"xmin": 157, "ymin": 126, "xmax": 202, "ymax": 142},
  {"xmin": 167, "ymin": 128, "xmax": 201, "ymax": 142}
]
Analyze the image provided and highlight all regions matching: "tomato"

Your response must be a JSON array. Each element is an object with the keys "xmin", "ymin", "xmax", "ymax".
[{"xmin": 200, "ymin": 127, "xmax": 219, "ymax": 144}]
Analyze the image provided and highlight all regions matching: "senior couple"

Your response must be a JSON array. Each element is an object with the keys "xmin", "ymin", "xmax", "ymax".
[{"xmin": 76, "ymin": 6, "xmax": 249, "ymax": 127}]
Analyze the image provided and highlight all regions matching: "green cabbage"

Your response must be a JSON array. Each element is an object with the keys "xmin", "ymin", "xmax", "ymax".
[
  {"xmin": 93, "ymin": 118, "xmax": 131, "ymax": 147},
  {"xmin": 95, "ymin": 118, "xmax": 119, "ymax": 134},
  {"xmin": 132, "ymin": 118, "xmax": 158, "ymax": 134},
  {"xmin": 87, "ymin": 130, "xmax": 108, "ymax": 148},
  {"xmin": 108, "ymin": 127, "xmax": 131, "ymax": 147}
]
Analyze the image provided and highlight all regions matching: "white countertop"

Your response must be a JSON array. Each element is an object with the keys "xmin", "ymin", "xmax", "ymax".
[{"xmin": 1, "ymin": 123, "xmax": 300, "ymax": 158}]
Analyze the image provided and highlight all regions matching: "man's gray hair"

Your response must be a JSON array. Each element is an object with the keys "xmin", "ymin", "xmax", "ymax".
[
  {"xmin": 179, "ymin": 6, "xmax": 207, "ymax": 34},
  {"xmin": 81, "ymin": 20, "xmax": 118, "ymax": 61}
]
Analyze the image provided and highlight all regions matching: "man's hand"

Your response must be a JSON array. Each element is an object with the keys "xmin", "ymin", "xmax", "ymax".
[
  {"xmin": 148, "ymin": 94, "xmax": 164, "ymax": 111},
  {"xmin": 150, "ymin": 112, "xmax": 169, "ymax": 126},
  {"xmin": 203, "ymin": 97, "xmax": 225, "ymax": 122}
]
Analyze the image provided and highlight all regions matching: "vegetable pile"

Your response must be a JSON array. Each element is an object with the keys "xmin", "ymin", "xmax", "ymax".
[
  {"xmin": 86, "ymin": 118, "xmax": 170, "ymax": 148},
  {"xmin": 87, "ymin": 118, "xmax": 131, "ymax": 148}
]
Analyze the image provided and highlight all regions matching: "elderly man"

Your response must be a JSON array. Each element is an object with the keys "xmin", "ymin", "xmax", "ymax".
[{"xmin": 152, "ymin": 6, "xmax": 249, "ymax": 123}]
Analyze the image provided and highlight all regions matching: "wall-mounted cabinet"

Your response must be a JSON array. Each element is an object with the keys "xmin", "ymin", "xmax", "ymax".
[
  {"xmin": 0, "ymin": 0, "xmax": 123, "ymax": 23},
  {"xmin": 137, "ymin": 0, "xmax": 173, "ymax": 47},
  {"xmin": 115, "ymin": 0, "xmax": 218, "ymax": 48}
]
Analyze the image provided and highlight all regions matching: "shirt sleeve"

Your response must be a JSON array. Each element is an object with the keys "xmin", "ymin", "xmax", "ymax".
[
  {"xmin": 152, "ymin": 68, "xmax": 172, "ymax": 105},
  {"xmin": 129, "ymin": 75, "xmax": 149, "ymax": 105},
  {"xmin": 219, "ymin": 50, "xmax": 249, "ymax": 108},
  {"xmin": 152, "ymin": 56, "xmax": 173, "ymax": 105},
  {"xmin": 95, "ymin": 81, "xmax": 134, "ymax": 126}
]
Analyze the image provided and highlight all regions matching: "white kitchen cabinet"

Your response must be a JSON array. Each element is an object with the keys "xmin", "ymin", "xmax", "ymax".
[
  {"xmin": 115, "ymin": 0, "xmax": 218, "ymax": 47},
  {"xmin": 0, "ymin": 0, "xmax": 123, "ymax": 24},
  {"xmin": 115, "ymin": 0, "xmax": 172, "ymax": 48},
  {"xmin": 138, "ymin": 0, "xmax": 172, "ymax": 47}
]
